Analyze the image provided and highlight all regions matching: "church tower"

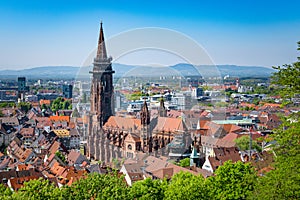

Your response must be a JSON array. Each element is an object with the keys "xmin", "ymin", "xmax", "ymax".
[
  {"xmin": 90, "ymin": 22, "xmax": 115, "ymax": 127},
  {"xmin": 140, "ymin": 100, "xmax": 152, "ymax": 152},
  {"xmin": 159, "ymin": 97, "xmax": 167, "ymax": 117}
]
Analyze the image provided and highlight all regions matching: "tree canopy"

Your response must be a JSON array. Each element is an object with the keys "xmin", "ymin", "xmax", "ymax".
[
  {"xmin": 0, "ymin": 163, "xmax": 258, "ymax": 200},
  {"xmin": 17, "ymin": 102, "xmax": 31, "ymax": 113},
  {"xmin": 253, "ymin": 117, "xmax": 300, "ymax": 199},
  {"xmin": 271, "ymin": 42, "xmax": 300, "ymax": 101},
  {"xmin": 235, "ymin": 135, "xmax": 262, "ymax": 152},
  {"xmin": 207, "ymin": 161, "xmax": 257, "ymax": 200},
  {"xmin": 254, "ymin": 41, "xmax": 300, "ymax": 199},
  {"xmin": 51, "ymin": 97, "xmax": 72, "ymax": 113}
]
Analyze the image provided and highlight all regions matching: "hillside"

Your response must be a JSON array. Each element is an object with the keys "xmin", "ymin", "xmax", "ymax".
[{"xmin": 0, "ymin": 64, "xmax": 275, "ymax": 80}]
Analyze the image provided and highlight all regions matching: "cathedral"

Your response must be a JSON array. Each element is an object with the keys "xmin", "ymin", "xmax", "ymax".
[{"xmin": 87, "ymin": 22, "xmax": 192, "ymax": 164}]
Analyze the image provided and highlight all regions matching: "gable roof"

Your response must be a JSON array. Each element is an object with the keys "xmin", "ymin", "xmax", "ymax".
[
  {"xmin": 151, "ymin": 167, "xmax": 174, "ymax": 179},
  {"xmin": 221, "ymin": 132, "xmax": 240, "ymax": 142},
  {"xmin": 0, "ymin": 117, "xmax": 19, "ymax": 126},
  {"xmin": 208, "ymin": 147, "xmax": 241, "ymax": 171},
  {"xmin": 20, "ymin": 127, "xmax": 35, "ymax": 137},
  {"xmin": 9, "ymin": 176, "xmax": 41, "ymax": 191},
  {"xmin": 0, "ymin": 168, "xmax": 43, "ymax": 184},
  {"xmin": 222, "ymin": 124, "xmax": 243, "ymax": 134},
  {"xmin": 153, "ymin": 117, "xmax": 187, "ymax": 133},
  {"xmin": 48, "ymin": 141, "xmax": 60, "ymax": 155},
  {"xmin": 67, "ymin": 150, "xmax": 87, "ymax": 165},
  {"xmin": 124, "ymin": 132, "xmax": 141, "ymax": 143},
  {"xmin": 104, "ymin": 116, "xmax": 141, "ymax": 131}
]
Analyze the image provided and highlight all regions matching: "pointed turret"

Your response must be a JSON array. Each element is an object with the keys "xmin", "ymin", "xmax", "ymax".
[
  {"xmin": 190, "ymin": 145, "xmax": 199, "ymax": 167},
  {"xmin": 96, "ymin": 21, "xmax": 107, "ymax": 60},
  {"xmin": 141, "ymin": 100, "xmax": 150, "ymax": 125},
  {"xmin": 159, "ymin": 97, "xmax": 167, "ymax": 117},
  {"xmin": 140, "ymin": 99, "xmax": 151, "ymax": 152}
]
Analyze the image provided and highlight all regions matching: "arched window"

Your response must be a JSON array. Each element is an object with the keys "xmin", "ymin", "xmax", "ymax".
[{"xmin": 128, "ymin": 144, "xmax": 132, "ymax": 150}]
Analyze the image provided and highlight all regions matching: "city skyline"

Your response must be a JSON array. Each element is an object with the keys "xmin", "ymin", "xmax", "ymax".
[{"xmin": 1, "ymin": 0, "xmax": 300, "ymax": 70}]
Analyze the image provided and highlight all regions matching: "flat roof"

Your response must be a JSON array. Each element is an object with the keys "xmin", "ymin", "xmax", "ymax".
[{"xmin": 212, "ymin": 119, "xmax": 253, "ymax": 125}]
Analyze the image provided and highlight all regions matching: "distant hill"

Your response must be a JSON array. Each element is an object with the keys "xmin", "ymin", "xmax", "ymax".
[
  {"xmin": 0, "ymin": 66, "xmax": 79, "ymax": 80},
  {"xmin": 170, "ymin": 63, "xmax": 275, "ymax": 78},
  {"xmin": 0, "ymin": 63, "xmax": 275, "ymax": 80}
]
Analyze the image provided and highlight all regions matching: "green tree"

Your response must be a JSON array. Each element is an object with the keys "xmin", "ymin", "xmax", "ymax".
[
  {"xmin": 62, "ymin": 172, "xmax": 130, "ymax": 200},
  {"xmin": 0, "ymin": 102, "xmax": 8, "ymax": 108},
  {"xmin": 207, "ymin": 161, "xmax": 257, "ymax": 200},
  {"xmin": 51, "ymin": 97, "xmax": 72, "ymax": 113},
  {"xmin": 17, "ymin": 102, "xmax": 32, "ymax": 113},
  {"xmin": 271, "ymin": 41, "xmax": 300, "ymax": 101},
  {"xmin": 253, "ymin": 43, "xmax": 300, "ymax": 199},
  {"xmin": 55, "ymin": 151, "xmax": 66, "ymax": 163},
  {"xmin": 253, "ymin": 117, "xmax": 300, "ymax": 199},
  {"xmin": 235, "ymin": 135, "xmax": 262, "ymax": 152},
  {"xmin": 177, "ymin": 157, "xmax": 190, "ymax": 167},
  {"xmin": 0, "ymin": 183, "xmax": 13, "ymax": 200},
  {"xmin": 12, "ymin": 178, "xmax": 61, "ymax": 200},
  {"xmin": 131, "ymin": 178, "xmax": 167, "ymax": 200},
  {"xmin": 164, "ymin": 171, "xmax": 207, "ymax": 200},
  {"xmin": 252, "ymin": 97, "xmax": 261, "ymax": 105},
  {"xmin": 41, "ymin": 103, "xmax": 48, "ymax": 110}
]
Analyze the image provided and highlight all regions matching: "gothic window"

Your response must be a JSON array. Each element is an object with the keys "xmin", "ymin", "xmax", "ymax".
[
  {"xmin": 128, "ymin": 144, "xmax": 132, "ymax": 150},
  {"xmin": 105, "ymin": 78, "xmax": 110, "ymax": 92}
]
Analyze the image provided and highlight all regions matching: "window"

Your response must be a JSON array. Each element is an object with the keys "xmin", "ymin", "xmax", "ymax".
[
  {"xmin": 127, "ymin": 152, "xmax": 133, "ymax": 158},
  {"xmin": 128, "ymin": 144, "xmax": 132, "ymax": 150}
]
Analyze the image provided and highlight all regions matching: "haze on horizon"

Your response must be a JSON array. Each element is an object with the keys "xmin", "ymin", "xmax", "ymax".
[{"xmin": 0, "ymin": 0, "xmax": 299, "ymax": 70}]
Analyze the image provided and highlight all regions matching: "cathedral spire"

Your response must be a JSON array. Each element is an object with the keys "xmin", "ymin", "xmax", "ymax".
[
  {"xmin": 141, "ymin": 99, "xmax": 150, "ymax": 125},
  {"xmin": 96, "ymin": 21, "xmax": 107, "ymax": 60},
  {"xmin": 90, "ymin": 22, "xmax": 114, "ymax": 126}
]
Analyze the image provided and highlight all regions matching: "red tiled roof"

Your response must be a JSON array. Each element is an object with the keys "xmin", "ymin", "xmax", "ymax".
[
  {"xmin": 48, "ymin": 141, "xmax": 60, "ymax": 155},
  {"xmin": 20, "ymin": 127, "xmax": 35, "ymax": 137},
  {"xmin": 104, "ymin": 116, "xmax": 141, "ymax": 131},
  {"xmin": 40, "ymin": 99, "xmax": 51, "ymax": 105},
  {"xmin": 9, "ymin": 176, "xmax": 41, "ymax": 191},
  {"xmin": 151, "ymin": 167, "xmax": 173, "ymax": 179},
  {"xmin": 209, "ymin": 147, "xmax": 241, "ymax": 171},
  {"xmin": 153, "ymin": 117, "xmax": 187, "ymax": 133},
  {"xmin": 50, "ymin": 115, "xmax": 70, "ymax": 122},
  {"xmin": 222, "ymin": 124, "xmax": 243, "ymax": 134},
  {"xmin": 221, "ymin": 132, "xmax": 240, "ymax": 142}
]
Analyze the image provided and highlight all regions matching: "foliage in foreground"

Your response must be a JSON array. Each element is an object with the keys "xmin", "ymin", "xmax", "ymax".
[
  {"xmin": 0, "ymin": 161, "xmax": 259, "ymax": 200},
  {"xmin": 252, "ymin": 116, "xmax": 300, "ymax": 200}
]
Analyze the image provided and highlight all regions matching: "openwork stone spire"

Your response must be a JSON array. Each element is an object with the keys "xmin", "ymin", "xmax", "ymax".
[{"xmin": 96, "ymin": 21, "xmax": 107, "ymax": 60}]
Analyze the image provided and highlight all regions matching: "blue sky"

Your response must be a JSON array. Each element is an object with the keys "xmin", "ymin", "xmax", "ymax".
[{"xmin": 0, "ymin": 0, "xmax": 299, "ymax": 69}]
